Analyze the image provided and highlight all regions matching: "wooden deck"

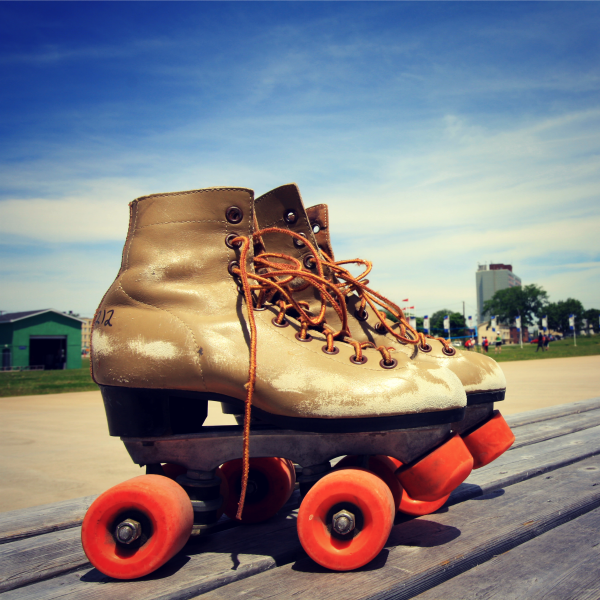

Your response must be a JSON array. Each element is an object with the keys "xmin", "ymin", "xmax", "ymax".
[{"xmin": 2, "ymin": 397, "xmax": 600, "ymax": 600}]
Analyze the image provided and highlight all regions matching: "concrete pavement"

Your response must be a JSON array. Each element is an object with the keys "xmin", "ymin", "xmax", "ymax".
[{"xmin": 1, "ymin": 355, "xmax": 598, "ymax": 512}]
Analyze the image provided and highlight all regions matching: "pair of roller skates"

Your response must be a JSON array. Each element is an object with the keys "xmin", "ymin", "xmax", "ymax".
[{"xmin": 82, "ymin": 184, "xmax": 515, "ymax": 578}]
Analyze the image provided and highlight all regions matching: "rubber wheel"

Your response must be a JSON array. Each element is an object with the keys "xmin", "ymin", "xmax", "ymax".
[
  {"xmin": 81, "ymin": 475, "xmax": 193, "ymax": 579},
  {"xmin": 297, "ymin": 468, "xmax": 395, "ymax": 571},
  {"xmin": 463, "ymin": 410, "xmax": 516, "ymax": 469},
  {"xmin": 335, "ymin": 455, "xmax": 402, "ymax": 511},
  {"xmin": 397, "ymin": 434, "xmax": 474, "ymax": 502},
  {"xmin": 220, "ymin": 457, "xmax": 295, "ymax": 523},
  {"xmin": 386, "ymin": 457, "xmax": 450, "ymax": 516}
]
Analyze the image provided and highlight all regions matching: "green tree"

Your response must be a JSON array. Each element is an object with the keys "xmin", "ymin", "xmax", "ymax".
[
  {"xmin": 584, "ymin": 308, "xmax": 600, "ymax": 333},
  {"xmin": 546, "ymin": 299, "xmax": 585, "ymax": 334},
  {"xmin": 430, "ymin": 310, "xmax": 466, "ymax": 337},
  {"xmin": 482, "ymin": 284, "xmax": 548, "ymax": 326}
]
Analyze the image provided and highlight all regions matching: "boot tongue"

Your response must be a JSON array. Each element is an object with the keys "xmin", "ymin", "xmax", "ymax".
[
  {"xmin": 254, "ymin": 184, "xmax": 323, "ymax": 297},
  {"xmin": 306, "ymin": 204, "xmax": 335, "ymax": 260}
]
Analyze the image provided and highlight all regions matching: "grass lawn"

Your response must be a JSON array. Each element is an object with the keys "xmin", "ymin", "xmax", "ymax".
[
  {"xmin": 1, "ymin": 337, "xmax": 599, "ymax": 397},
  {"xmin": 0, "ymin": 359, "xmax": 98, "ymax": 398},
  {"xmin": 476, "ymin": 334, "xmax": 600, "ymax": 363}
]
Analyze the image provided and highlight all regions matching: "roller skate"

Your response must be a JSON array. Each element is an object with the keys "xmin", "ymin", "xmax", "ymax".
[
  {"xmin": 305, "ymin": 196, "xmax": 514, "ymax": 470},
  {"xmin": 253, "ymin": 184, "xmax": 513, "ymax": 480},
  {"xmin": 82, "ymin": 186, "xmax": 473, "ymax": 578}
]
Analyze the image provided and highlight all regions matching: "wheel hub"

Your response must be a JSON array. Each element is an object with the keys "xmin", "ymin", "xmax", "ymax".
[
  {"xmin": 115, "ymin": 518, "xmax": 142, "ymax": 544},
  {"xmin": 332, "ymin": 509, "xmax": 355, "ymax": 535}
]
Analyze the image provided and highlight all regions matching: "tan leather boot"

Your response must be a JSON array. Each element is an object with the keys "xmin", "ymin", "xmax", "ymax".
[
  {"xmin": 253, "ymin": 184, "xmax": 506, "ymax": 408},
  {"xmin": 91, "ymin": 186, "xmax": 467, "ymax": 436}
]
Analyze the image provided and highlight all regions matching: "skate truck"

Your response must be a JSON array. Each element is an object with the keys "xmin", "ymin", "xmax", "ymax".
[{"xmin": 81, "ymin": 187, "xmax": 515, "ymax": 577}]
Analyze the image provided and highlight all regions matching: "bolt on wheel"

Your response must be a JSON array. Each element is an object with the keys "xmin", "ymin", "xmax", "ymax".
[
  {"xmin": 297, "ymin": 468, "xmax": 395, "ymax": 571},
  {"xmin": 81, "ymin": 474, "xmax": 193, "ymax": 579}
]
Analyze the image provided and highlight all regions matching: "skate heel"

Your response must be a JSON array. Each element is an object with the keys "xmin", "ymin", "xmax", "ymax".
[{"xmin": 100, "ymin": 385, "xmax": 209, "ymax": 437}]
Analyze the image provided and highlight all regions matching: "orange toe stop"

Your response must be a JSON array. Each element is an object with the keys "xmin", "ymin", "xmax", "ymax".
[{"xmin": 462, "ymin": 410, "xmax": 515, "ymax": 469}]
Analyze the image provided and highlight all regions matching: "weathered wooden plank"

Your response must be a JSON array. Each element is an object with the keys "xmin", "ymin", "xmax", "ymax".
[
  {"xmin": 505, "ymin": 396, "xmax": 600, "ymax": 428},
  {"xmin": 414, "ymin": 507, "xmax": 600, "ymax": 599},
  {"xmin": 0, "ymin": 503, "xmax": 301, "ymax": 600},
  {"xmin": 0, "ymin": 496, "xmax": 97, "ymax": 545},
  {"xmin": 509, "ymin": 408, "xmax": 600, "ymax": 449},
  {"xmin": 0, "ymin": 527, "xmax": 89, "ymax": 593},
  {"xmin": 450, "ymin": 423, "xmax": 600, "ymax": 504},
  {"xmin": 196, "ymin": 454, "xmax": 600, "ymax": 600}
]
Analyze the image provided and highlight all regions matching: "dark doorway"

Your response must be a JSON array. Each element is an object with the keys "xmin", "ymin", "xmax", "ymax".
[
  {"xmin": 2, "ymin": 348, "xmax": 10, "ymax": 369},
  {"xmin": 29, "ymin": 336, "xmax": 67, "ymax": 370}
]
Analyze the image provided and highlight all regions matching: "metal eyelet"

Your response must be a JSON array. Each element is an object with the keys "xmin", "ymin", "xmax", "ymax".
[
  {"xmin": 284, "ymin": 209, "xmax": 297, "ymax": 224},
  {"xmin": 312, "ymin": 223, "xmax": 321, "ymax": 234},
  {"xmin": 303, "ymin": 254, "xmax": 316, "ymax": 269},
  {"xmin": 227, "ymin": 260, "xmax": 240, "ymax": 276},
  {"xmin": 272, "ymin": 317, "xmax": 289, "ymax": 328},
  {"xmin": 442, "ymin": 346, "xmax": 456, "ymax": 356},
  {"xmin": 354, "ymin": 309, "xmax": 368, "ymax": 322},
  {"xmin": 225, "ymin": 233, "xmax": 242, "ymax": 249},
  {"xmin": 419, "ymin": 343, "xmax": 433, "ymax": 353},
  {"xmin": 293, "ymin": 233, "xmax": 307, "ymax": 248},
  {"xmin": 253, "ymin": 305, "xmax": 267, "ymax": 311},
  {"xmin": 322, "ymin": 345, "xmax": 340, "ymax": 355},
  {"xmin": 295, "ymin": 332, "xmax": 313, "ymax": 343},
  {"xmin": 226, "ymin": 206, "xmax": 243, "ymax": 224},
  {"xmin": 380, "ymin": 358, "xmax": 398, "ymax": 370},
  {"xmin": 350, "ymin": 355, "xmax": 368, "ymax": 365}
]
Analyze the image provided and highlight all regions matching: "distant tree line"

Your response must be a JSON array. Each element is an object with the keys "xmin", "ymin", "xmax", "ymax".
[{"xmin": 482, "ymin": 284, "xmax": 599, "ymax": 334}]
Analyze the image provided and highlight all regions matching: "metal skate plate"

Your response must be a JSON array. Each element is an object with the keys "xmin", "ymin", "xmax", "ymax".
[
  {"xmin": 123, "ymin": 424, "xmax": 453, "ymax": 471},
  {"xmin": 452, "ymin": 402, "xmax": 494, "ymax": 435}
]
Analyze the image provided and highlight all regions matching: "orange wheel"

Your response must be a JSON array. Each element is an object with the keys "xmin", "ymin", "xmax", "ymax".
[
  {"xmin": 397, "ymin": 434, "xmax": 473, "ymax": 502},
  {"xmin": 335, "ymin": 455, "xmax": 402, "ymax": 511},
  {"xmin": 463, "ymin": 410, "xmax": 515, "ymax": 469},
  {"xmin": 386, "ymin": 457, "xmax": 450, "ymax": 516},
  {"xmin": 220, "ymin": 457, "xmax": 295, "ymax": 523},
  {"xmin": 81, "ymin": 475, "xmax": 193, "ymax": 579},
  {"xmin": 298, "ymin": 468, "xmax": 394, "ymax": 571}
]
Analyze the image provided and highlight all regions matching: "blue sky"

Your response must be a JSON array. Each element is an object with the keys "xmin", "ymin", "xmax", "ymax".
[{"xmin": 1, "ymin": 1, "xmax": 599, "ymax": 321}]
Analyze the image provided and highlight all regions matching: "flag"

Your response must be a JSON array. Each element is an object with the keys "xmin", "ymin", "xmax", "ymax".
[
  {"xmin": 402, "ymin": 299, "xmax": 409, "ymax": 302},
  {"xmin": 569, "ymin": 314, "xmax": 575, "ymax": 330},
  {"xmin": 542, "ymin": 316, "xmax": 548, "ymax": 331},
  {"xmin": 467, "ymin": 315, "xmax": 473, "ymax": 330},
  {"xmin": 491, "ymin": 316, "xmax": 497, "ymax": 331},
  {"xmin": 423, "ymin": 315, "xmax": 429, "ymax": 333},
  {"xmin": 515, "ymin": 316, "xmax": 521, "ymax": 330},
  {"xmin": 409, "ymin": 316, "xmax": 417, "ymax": 329},
  {"xmin": 443, "ymin": 316, "xmax": 450, "ymax": 331}
]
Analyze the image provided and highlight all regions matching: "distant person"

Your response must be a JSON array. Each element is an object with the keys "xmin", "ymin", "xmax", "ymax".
[
  {"xmin": 494, "ymin": 333, "xmax": 502, "ymax": 354},
  {"xmin": 482, "ymin": 336, "xmax": 489, "ymax": 353},
  {"xmin": 544, "ymin": 333, "xmax": 550, "ymax": 351},
  {"xmin": 536, "ymin": 332, "xmax": 545, "ymax": 352}
]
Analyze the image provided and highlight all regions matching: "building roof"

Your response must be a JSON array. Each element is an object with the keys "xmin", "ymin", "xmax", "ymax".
[{"xmin": 0, "ymin": 309, "xmax": 86, "ymax": 324}]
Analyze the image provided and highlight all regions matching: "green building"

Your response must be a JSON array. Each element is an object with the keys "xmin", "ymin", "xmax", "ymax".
[{"xmin": 0, "ymin": 309, "xmax": 83, "ymax": 371}]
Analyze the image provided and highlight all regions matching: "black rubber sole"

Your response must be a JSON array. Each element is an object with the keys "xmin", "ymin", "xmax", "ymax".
[
  {"xmin": 466, "ymin": 389, "xmax": 505, "ymax": 405},
  {"xmin": 100, "ymin": 385, "xmax": 466, "ymax": 437}
]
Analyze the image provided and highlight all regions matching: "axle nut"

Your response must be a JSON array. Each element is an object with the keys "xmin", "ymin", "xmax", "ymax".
[
  {"xmin": 115, "ymin": 518, "xmax": 142, "ymax": 544},
  {"xmin": 332, "ymin": 509, "xmax": 355, "ymax": 535}
]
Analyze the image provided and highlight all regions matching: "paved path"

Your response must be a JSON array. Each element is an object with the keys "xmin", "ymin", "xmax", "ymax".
[{"xmin": 1, "ymin": 355, "xmax": 598, "ymax": 512}]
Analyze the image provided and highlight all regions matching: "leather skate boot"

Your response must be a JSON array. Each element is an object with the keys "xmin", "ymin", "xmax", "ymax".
[
  {"xmin": 91, "ymin": 186, "xmax": 470, "ymax": 516},
  {"xmin": 253, "ymin": 185, "xmax": 513, "ymax": 469}
]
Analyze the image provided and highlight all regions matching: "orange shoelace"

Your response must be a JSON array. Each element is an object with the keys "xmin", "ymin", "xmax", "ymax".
[
  {"xmin": 230, "ymin": 227, "xmax": 414, "ymax": 519},
  {"xmin": 316, "ymin": 248, "xmax": 455, "ymax": 354}
]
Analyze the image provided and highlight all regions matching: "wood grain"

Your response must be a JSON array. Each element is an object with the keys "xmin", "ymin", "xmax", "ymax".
[{"xmin": 414, "ymin": 506, "xmax": 600, "ymax": 600}]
